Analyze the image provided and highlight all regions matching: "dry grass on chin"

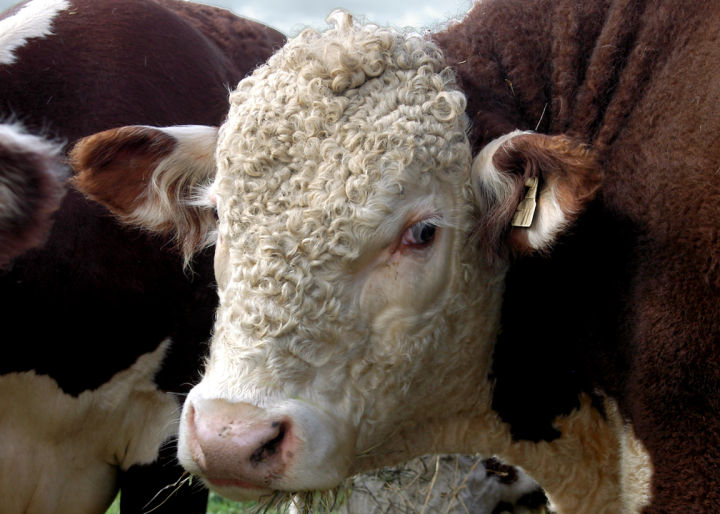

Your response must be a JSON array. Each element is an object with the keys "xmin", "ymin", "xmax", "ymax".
[{"xmin": 106, "ymin": 455, "xmax": 550, "ymax": 514}]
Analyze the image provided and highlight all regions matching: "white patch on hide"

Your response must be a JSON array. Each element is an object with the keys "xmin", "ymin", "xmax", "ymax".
[
  {"xmin": 619, "ymin": 425, "xmax": 654, "ymax": 512},
  {"xmin": 0, "ymin": 0, "xmax": 70, "ymax": 66},
  {"xmin": 0, "ymin": 340, "xmax": 179, "ymax": 514},
  {"xmin": 495, "ymin": 394, "xmax": 624, "ymax": 514},
  {"xmin": 605, "ymin": 398, "xmax": 654, "ymax": 513}
]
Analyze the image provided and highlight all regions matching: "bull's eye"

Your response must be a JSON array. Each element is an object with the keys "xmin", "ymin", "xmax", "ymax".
[
  {"xmin": 212, "ymin": 206, "xmax": 219, "ymax": 221},
  {"xmin": 402, "ymin": 220, "xmax": 437, "ymax": 246}
]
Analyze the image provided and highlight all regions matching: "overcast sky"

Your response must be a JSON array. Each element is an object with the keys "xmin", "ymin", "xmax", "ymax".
[{"xmin": 1, "ymin": 0, "xmax": 474, "ymax": 36}]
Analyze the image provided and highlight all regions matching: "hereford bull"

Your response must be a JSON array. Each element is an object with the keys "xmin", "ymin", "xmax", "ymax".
[
  {"xmin": 0, "ymin": 123, "xmax": 66, "ymax": 266},
  {"xmin": 71, "ymin": 0, "xmax": 720, "ymax": 512},
  {"xmin": 0, "ymin": 0, "xmax": 283, "ymax": 512}
]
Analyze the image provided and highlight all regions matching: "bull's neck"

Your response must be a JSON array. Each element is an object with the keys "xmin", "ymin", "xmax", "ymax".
[{"xmin": 435, "ymin": 0, "xmax": 678, "ymax": 164}]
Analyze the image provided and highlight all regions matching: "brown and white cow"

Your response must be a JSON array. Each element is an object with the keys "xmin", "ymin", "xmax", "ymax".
[
  {"xmin": 0, "ymin": 123, "xmax": 67, "ymax": 266},
  {"xmin": 72, "ymin": 0, "xmax": 720, "ymax": 512},
  {"xmin": 0, "ymin": 0, "xmax": 283, "ymax": 512}
]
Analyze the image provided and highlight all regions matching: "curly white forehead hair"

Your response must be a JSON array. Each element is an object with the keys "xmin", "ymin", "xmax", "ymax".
[{"xmin": 215, "ymin": 10, "xmax": 470, "ymax": 229}]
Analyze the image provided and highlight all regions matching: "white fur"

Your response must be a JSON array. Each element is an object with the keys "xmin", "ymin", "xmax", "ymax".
[
  {"xmin": 473, "ymin": 129, "xmax": 571, "ymax": 251},
  {"xmin": 0, "ymin": 123, "xmax": 64, "ymax": 224},
  {"xmin": 132, "ymin": 125, "xmax": 218, "ymax": 230},
  {"xmin": 619, "ymin": 427, "xmax": 654, "ymax": 513},
  {"xmin": 0, "ymin": 341, "xmax": 179, "ymax": 514},
  {"xmin": 472, "ymin": 130, "xmax": 533, "ymax": 217},
  {"xmin": 528, "ymin": 179, "xmax": 570, "ymax": 251},
  {"xmin": 0, "ymin": 0, "xmax": 70, "ymax": 65},
  {"xmin": 0, "ymin": 123, "xmax": 61, "ymax": 163},
  {"xmin": 605, "ymin": 398, "xmax": 654, "ymax": 513},
  {"xmin": 0, "ymin": 177, "xmax": 22, "ymax": 221}
]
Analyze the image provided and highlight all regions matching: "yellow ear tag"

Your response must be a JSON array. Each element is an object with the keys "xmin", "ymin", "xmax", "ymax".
[{"xmin": 511, "ymin": 177, "xmax": 539, "ymax": 228}]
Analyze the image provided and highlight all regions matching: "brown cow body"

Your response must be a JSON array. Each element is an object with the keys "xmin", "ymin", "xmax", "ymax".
[
  {"xmin": 435, "ymin": 1, "xmax": 720, "ymax": 510},
  {"xmin": 0, "ymin": 1, "xmax": 283, "ymax": 513}
]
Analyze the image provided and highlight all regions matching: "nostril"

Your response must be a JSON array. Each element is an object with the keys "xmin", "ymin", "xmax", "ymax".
[
  {"xmin": 188, "ymin": 399, "xmax": 296, "ymax": 481},
  {"xmin": 250, "ymin": 421, "xmax": 287, "ymax": 466}
]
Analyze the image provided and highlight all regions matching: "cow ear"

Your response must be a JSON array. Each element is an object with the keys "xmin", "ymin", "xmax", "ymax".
[
  {"xmin": 70, "ymin": 125, "xmax": 218, "ymax": 263},
  {"xmin": 0, "ymin": 124, "xmax": 68, "ymax": 266},
  {"xmin": 472, "ymin": 130, "xmax": 602, "ymax": 255}
]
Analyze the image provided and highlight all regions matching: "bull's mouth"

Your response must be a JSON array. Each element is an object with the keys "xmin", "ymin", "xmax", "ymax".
[
  {"xmin": 206, "ymin": 477, "xmax": 267, "ymax": 489},
  {"xmin": 204, "ymin": 476, "xmax": 276, "ymax": 500}
]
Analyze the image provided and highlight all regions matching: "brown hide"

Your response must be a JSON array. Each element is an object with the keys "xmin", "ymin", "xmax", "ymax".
[{"xmin": 434, "ymin": 0, "xmax": 720, "ymax": 512}]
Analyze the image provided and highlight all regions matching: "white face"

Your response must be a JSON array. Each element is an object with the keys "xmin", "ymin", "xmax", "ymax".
[{"xmin": 177, "ymin": 15, "xmax": 506, "ymax": 501}]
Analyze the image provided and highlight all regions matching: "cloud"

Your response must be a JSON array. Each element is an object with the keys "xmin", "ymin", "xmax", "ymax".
[
  {"xmin": 0, "ymin": 0, "xmax": 474, "ymax": 38},
  {"xmin": 210, "ymin": 0, "xmax": 473, "ymax": 35}
]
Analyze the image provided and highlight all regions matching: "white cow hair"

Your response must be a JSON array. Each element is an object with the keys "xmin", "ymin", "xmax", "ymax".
[
  {"xmin": 472, "ymin": 129, "xmax": 571, "ymax": 252},
  {"xmin": 605, "ymin": 398, "xmax": 654, "ymax": 513},
  {"xmin": 472, "ymin": 131, "xmax": 532, "ymax": 217},
  {"xmin": 0, "ymin": 340, "xmax": 179, "ymax": 513},
  {"xmin": 0, "ymin": 0, "xmax": 70, "ymax": 66},
  {"xmin": 207, "ymin": 10, "xmax": 478, "ymax": 437}
]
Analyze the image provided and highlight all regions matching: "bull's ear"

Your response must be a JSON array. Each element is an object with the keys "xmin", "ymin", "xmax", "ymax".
[
  {"xmin": 70, "ymin": 125, "xmax": 218, "ymax": 262},
  {"xmin": 472, "ymin": 130, "xmax": 602, "ymax": 255}
]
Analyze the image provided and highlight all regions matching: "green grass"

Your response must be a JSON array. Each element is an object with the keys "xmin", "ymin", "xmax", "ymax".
[
  {"xmin": 207, "ymin": 493, "xmax": 258, "ymax": 513},
  {"xmin": 106, "ymin": 495, "xmax": 120, "ymax": 514},
  {"xmin": 106, "ymin": 489, "xmax": 351, "ymax": 513}
]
